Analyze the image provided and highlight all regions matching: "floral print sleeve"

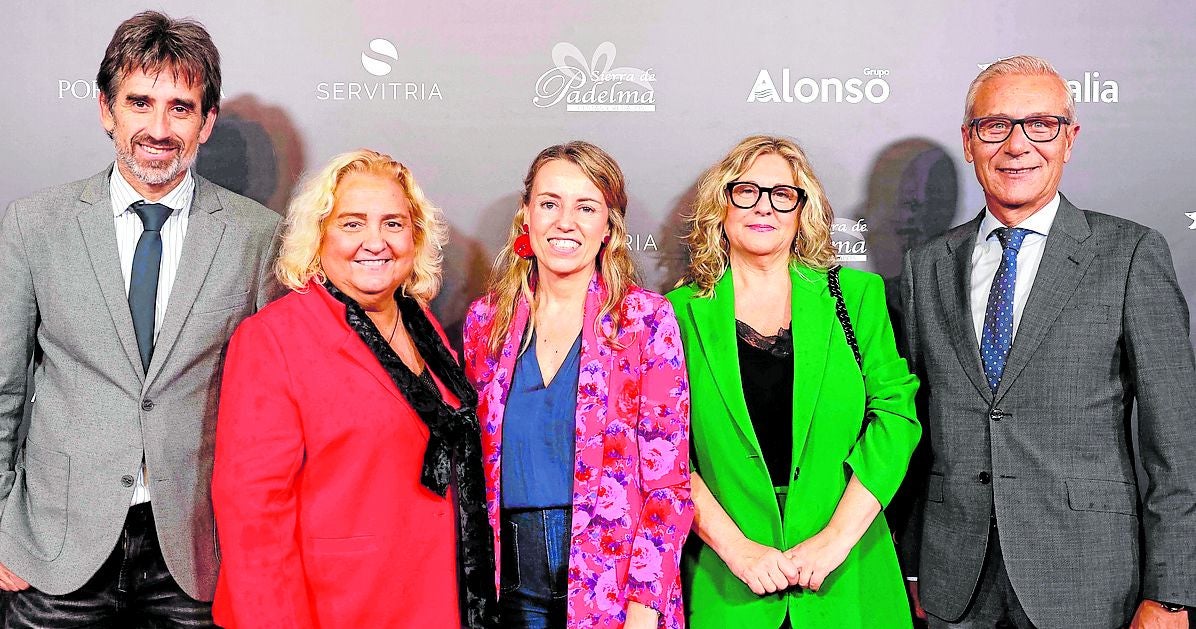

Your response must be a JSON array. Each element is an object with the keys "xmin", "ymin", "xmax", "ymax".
[
  {"xmin": 625, "ymin": 298, "xmax": 694, "ymax": 617},
  {"xmin": 466, "ymin": 284, "xmax": 695, "ymax": 628}
]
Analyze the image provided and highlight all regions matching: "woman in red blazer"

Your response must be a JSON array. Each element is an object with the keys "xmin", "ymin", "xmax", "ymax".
[{"xmin": 211, "ymin": 149, "xmax": 496, "ymax": 628}]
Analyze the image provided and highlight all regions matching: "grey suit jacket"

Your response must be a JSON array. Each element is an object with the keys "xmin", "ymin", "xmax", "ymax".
[
  {"xmin": 898, "ymin": 195, "xmax": 1196, "ymax": 628},
  {"xmin": 0, "ymin": 167, "xmax": 282, "ymax": 600}
]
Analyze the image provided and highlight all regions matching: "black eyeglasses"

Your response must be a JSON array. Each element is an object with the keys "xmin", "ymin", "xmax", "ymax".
[
  {"xmin": 725, "ymin": 181, "xmax": 807, "ymax": 213},
  {"xmin": 968, "ymin": 115, "xmax": 1072, "ymax": 143}
]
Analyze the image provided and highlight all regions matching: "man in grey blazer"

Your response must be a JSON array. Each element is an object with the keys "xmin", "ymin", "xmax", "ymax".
[
  {"xmin": 900, "ymin": 55, "xmax": 1195, "ymax": 628},
  {"xmin": 0, "ymin": 11, "xmax": 281, "ymax": 626}
]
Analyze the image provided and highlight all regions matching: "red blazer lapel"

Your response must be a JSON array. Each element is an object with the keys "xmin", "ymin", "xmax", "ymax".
[{"xmin": 307, "ymin": 282, "xmax": 404, "ymax": 404}]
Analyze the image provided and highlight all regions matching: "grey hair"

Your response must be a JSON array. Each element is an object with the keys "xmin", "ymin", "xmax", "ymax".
[{"xmin": 964, "ymin": 55, "xmax": 1076, "ymax": 124}]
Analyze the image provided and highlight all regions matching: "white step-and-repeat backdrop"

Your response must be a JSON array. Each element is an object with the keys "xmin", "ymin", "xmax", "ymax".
[{"xmin": 3, "ymin": 0, "xmax": 1193, "ymax": 346}]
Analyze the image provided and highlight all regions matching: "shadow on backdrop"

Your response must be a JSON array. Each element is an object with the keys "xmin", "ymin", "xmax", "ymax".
[
  {"xmin": 859, "ymin": 138, "xmax": 959, "ymax": 281},
  {"xmin": 433, "ymin": 193, "xmax": 522, "ymax": 353},
  {"xmin": 859, "ymin": 139, "xmax": 959, "ymax": 615},
  {"xmin": 196, "ymin": 95, "xmax": 307, "ymax": 215},
  {"xmin": 654, "ymin": 178, "xmax": 700, "ymax": 295}
]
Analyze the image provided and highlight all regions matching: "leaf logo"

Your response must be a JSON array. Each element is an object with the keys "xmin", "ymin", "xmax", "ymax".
[
  {"xmin": 549, "ymin": 42, "xmax": 653, "ymax": 89},
  {"xmin": 361, "ymin": 38, "xmax": 399, "ymax": 77}
]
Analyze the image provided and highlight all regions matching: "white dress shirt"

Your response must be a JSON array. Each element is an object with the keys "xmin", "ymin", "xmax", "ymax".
[
  {"xmin": 110, "ymin": 165, "xmax": 194, "ymax": 505},
  {"xmin": 969, "ymin": 194, "xmax": 1060, "ymax": 345},
  {"xmin": 904, "ymin": 196, "xmax": 1061, "ymax": 582}
]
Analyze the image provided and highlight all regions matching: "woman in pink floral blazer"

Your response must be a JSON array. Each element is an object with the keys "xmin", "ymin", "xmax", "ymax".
[{"xmin": 462, "ymin": 141, "xmax": 693, "ymax": 629}]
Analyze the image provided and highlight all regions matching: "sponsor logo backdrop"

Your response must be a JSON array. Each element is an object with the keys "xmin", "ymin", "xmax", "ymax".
[{"xmin": 2, "ymin": 0, "xmax": 1192, "ymax": 347}]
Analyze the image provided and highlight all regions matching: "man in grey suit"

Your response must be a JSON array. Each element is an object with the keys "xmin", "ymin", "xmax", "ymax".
[
  {"xmin": 900, "ymin": 55, "xmax": 1195, "ymax": 628},
  {"xmin": 0, "ymin": 11, "xmax": 281, "ymax": 626}
]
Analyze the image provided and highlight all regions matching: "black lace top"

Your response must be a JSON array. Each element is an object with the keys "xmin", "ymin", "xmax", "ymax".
[
  {"xmin": 736, "ymin": 320, "xmax": 794, "ymax": 489},
  {"xmin": 325, "ymin": 283, "xmax": 497, "ymax": 628}
]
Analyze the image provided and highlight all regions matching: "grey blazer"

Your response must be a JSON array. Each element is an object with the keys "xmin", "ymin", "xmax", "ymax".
[
  {"xmin": 898, "ymin": 195, "xmax": 1196, "ymax": 628},
  {"xmin": 0, "ymin": 167, "xmax": 282, "ymax": 600}
]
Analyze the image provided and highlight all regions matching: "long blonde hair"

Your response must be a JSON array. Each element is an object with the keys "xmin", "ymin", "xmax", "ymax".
[
  {"xmin": 275, "ymin": 148, "xmax": 448, "ymax": 305},
  {"xmin": 483, "ymin": 141, "xmax": 638, "ymax": 354},
  {"xmin": 683, "ymin": 135, "xmax": 836, "ymax": 296}
]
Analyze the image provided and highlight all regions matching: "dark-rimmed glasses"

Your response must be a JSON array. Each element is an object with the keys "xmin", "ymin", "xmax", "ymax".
[
  {"xmin": 725, "ymin": 181, "xmax": 807, "ymax": 213},
  {"xmin": 968, "ymin": 115, "xmax": 1071, "ymax": 143}
]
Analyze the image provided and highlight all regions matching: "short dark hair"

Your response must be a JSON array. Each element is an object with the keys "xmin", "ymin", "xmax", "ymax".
[{"xmin": 97, "ymin": 11, "xmax": 222, "ymax": 118}]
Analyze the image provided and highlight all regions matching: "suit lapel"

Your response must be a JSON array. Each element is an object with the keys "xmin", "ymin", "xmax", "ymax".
[
  {"xmin": 478, "ymin": 275, "xmax": 610, "ymax": 537},
  {"xmin": 145, "ymin": 176, "xmax": 226, "ymax": 387},
  {"xmin": 789, "ymin": 265, "xmax": 833, "ymax": 466},
  {"xmin": 479, "ymin": 290, "xmax": 532, "ymax": 516},
  {"xmin": 688, "ymin": 271, "xmax": 762, "ymax": 462},
  {"xmin": 570, "ymin": 275, "xmax": 614, "ymax": 535},
  {"xmin": 935, "ymin": 214, "xmax": 993, "ymax": 403},
  {"xmin": 315, "ymin": 285, "xmax": 406, "ymax": 404},
  {"xmin": 76, "ymin": 167, "xmax": 144, "ymax": 383},
  {"xmin": 994, "ymin": 196, "xmax": 1094, "ymax": 403}
]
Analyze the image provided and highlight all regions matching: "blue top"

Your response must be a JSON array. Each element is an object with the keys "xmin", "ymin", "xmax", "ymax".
[{"xmin": 500, "ymin": 331, "xmax": 581, "ymax": 509}]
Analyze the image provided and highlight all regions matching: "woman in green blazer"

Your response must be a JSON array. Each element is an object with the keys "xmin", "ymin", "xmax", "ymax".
[{"xmin": 667, "ymin": 135, "xmax": 920, "ymax": 628}]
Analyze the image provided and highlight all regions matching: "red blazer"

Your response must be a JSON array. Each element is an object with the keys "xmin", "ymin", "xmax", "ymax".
[{"xmin": 211, "ymin": 282, "xmax": 461, "ymax": 628}]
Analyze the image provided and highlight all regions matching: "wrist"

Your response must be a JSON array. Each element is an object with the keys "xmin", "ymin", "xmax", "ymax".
[
  {"xmin": 818, "ymin": 524, "xmax": 858, "ymax": 555},
  {"xmin": 627, "ymin": 600, "xmax": 659, "ymax": 620},
  {"xmin": 714, "ymin": 532, "xmax": 752, "ymax": 562}
]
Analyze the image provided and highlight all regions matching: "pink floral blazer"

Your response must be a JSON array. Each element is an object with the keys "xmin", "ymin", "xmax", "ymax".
[{"xmin": 463, "ymin": 276, "xmax": 693, "ymax": 629}]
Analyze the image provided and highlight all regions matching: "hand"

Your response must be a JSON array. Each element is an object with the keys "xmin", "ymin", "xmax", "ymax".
[
  {"xmin": 0, "ymin": 560, "xmax": 29, "ymax": 591},
  {"xmin": 908, "ymin": 580, "xmax": 926, "ymax": 620},
  {"xmin": 625, "ymin": 601, "xmax": 660, "ymax": 629},
  {"xmin": 783, "ymin": 529, "xmax": 853, "ymax": 591},
  {"xmin": 1129, "ymin": 600, "xmax": 1188, "ymax": 629},
  {"xmin": 724, "ymin": 537, "xmax": 800, "ymax": 595}
]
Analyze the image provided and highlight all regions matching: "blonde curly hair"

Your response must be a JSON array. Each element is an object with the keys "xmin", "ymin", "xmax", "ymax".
[
  {"xmin": 275, "ymin": 148, "xmax": 448, "ymax": 305},
  {"xmin": 682, "ymin": 135, "xmax": 836, "ymax": 296}
]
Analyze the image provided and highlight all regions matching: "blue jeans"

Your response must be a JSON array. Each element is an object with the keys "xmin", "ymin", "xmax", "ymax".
[{"xmin": 500, "ymin": 507, "xmax": 570, "ymax": 629}]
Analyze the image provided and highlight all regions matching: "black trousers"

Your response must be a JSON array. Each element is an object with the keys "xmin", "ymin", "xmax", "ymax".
[{"xmin": 4, "ymin": 503, "xmax": 213, "ymax": 629}]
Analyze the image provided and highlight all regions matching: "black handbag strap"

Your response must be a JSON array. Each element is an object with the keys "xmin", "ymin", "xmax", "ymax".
[
  {"xmin": 828, "ymin": 265, "xmax": 870, "ymax": 441},
  {"xmin": 827, "ymin": 266, "xmax": 862, "ymax": 372}
]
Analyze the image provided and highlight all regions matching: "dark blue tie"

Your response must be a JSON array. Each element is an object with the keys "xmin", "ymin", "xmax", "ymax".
[
  {"xmin": 128, "ymin": 202, "xmax": 172, "ymax": 373},
  {"xmin": 980, "ymin": 227, "xmax": 1031, "ymax": 394}
]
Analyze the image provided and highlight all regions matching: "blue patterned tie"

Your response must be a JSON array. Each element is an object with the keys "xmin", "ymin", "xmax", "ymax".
[
  {"xmin": 128, "ymin": 202, "xmax": 172, "ymax": 373},
  {"xmin": 980, "ymin": 227, "xmax": 1031, "ymax": 394}
]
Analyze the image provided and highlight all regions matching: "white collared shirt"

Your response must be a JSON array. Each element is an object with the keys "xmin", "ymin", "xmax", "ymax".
[
  {"xmin": 109, "ymin": 164, "xmax": 194, "ymax": 506},
  {"xmin": 110, "ymin": 165, "xmax": 192, "ymax": 340},
  {"xmin": 969, "ymin": 193, "xmax": 1060, "ymax": 344}
]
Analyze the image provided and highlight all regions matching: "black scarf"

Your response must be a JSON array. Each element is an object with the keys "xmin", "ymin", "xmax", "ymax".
[{"xmin": 326, "ymin": 284, "xmax": 497, "ymax": 628}]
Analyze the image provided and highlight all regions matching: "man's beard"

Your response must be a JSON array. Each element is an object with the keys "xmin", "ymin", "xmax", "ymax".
[{"xmin": 114, "ymin": 133, "xmax": 193, "ymax": 187}]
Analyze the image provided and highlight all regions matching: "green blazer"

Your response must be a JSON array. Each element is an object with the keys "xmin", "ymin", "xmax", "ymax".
[{"xmin": 667, "ymin": 265, "xmax": 920, "ymax": 629}]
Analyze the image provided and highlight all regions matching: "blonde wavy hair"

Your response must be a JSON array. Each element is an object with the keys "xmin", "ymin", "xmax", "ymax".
[
  {"xmin": 275, "ymin": 149, "xmax": 448, "ymax": 305},
  {"xmin": 483, "ymin": 141, "xmax": 639, "ymax": 355},
  {"xmin": 683, "ymin": 135, "xmax": 836, "ymax": 296}
]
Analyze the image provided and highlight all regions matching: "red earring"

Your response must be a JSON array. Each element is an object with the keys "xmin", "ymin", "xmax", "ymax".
[
  {"xmin": 602, "ymin": 234, "xmax": 611, "ymax": 245},
  {"xmin": 514, "ymin": 224, "xmax": 534, "ymax": 259}
]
